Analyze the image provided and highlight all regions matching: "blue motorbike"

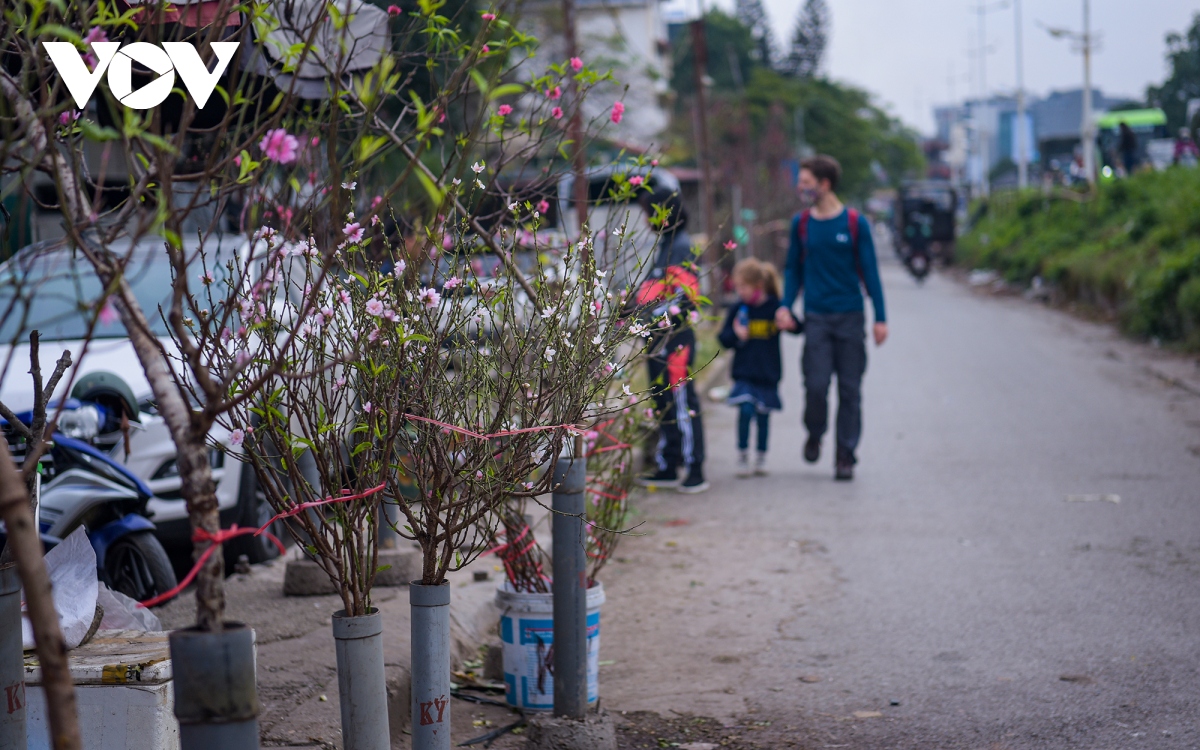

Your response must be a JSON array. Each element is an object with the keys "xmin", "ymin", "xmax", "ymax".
[{"xmin": 3, "ymin": 398, "xmax": 177, "ymax": 603}]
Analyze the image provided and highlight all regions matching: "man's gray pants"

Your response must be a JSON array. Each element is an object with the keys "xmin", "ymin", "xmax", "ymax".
[{"xmin": 802, "ymin": 312, "xmax": 867, "ymax": 459}]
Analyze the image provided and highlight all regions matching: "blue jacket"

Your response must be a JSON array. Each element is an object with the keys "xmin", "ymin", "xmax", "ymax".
[
  {"xmin": 781, "ymin": 209, "xmax": 887, "ymax": 323},
  {"xmin": 718, "ymin": 296, "xmax": 800, "ymax": 385}
]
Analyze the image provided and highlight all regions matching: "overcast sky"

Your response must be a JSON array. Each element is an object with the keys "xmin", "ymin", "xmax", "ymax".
[{"xmin": 663, "ymin": 0, "xmax": 1198, "ymax": 134}]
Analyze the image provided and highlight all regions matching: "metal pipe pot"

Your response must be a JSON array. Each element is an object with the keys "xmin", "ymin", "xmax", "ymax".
[
  {"xmin": 551, "ymin": 452, "xmax": 588, "ymax": 719},
  {"xmin": 410, "ymin": 581, "xmax": 451, "ymax": 750},
  {"xmin": 0, "ymin": 563, "xmax": 26, "ymax": 748},
  {"xmin": 332, "ymin": 607, "xmax": 389, "ymax": 750},
  {"xmin": 169, "ymin": 622, "xmax": 260, "ymax": 749}
]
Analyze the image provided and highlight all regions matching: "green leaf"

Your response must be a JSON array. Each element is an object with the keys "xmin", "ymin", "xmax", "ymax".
[
  {"xmin": 415, "ymin": 169, "xmax": 444, "ymax": 207},
  {"xmin": 358, "ymin": 134, "xmax": 388, "ymax": 162},
  {"xmin": 488, "ymin": 83, "xmax": 525, "ymax": 100},
  {"xmin": 468, "ymin": 69, "xmax": 489, "ymax": 96},
  {"xmin": 37, "ymin": 24, "xmax": 83, "ymax": 44},
  {"xmin": 78, "ymin": 120, "xmax": 120, "ymax": 143}
]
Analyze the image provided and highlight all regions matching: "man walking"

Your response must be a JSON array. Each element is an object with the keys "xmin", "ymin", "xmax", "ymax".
[{"xmin": 775, "ymin": 155, "xmax": 887, "ymax": 481}]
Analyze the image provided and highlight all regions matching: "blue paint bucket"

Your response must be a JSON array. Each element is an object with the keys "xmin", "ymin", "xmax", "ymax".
[{"xmin": 494, "ymin": 581, "xmax": 605, "ymax": 712}]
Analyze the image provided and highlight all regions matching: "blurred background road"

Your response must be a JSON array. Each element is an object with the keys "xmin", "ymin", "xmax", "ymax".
[{"xmin": 600, "ymin": 257, "xmax": 1200, "ymax": 749}]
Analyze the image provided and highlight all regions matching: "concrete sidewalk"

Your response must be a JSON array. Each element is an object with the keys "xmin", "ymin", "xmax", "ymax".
[{"xmin": 157, "ymin": 549, "xmax": 503, "ymax": 748}]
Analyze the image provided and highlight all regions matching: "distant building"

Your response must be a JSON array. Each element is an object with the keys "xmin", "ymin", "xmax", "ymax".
[
  {"xmin": 517, "ymin": 0, "xmax": 671, "ymax": 147},
  {"xmin": 1028, "ymin": 89, "xmax": 1127, "ymax": 169},
  {"xmin": 931, "ymin": 87, "xmax": 1133, "ymax": 188}
]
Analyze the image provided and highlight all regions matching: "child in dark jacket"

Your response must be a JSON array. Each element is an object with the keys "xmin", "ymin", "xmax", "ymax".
[{"xmin": 718, "ymin": 259, "xmax": 801, "ymax": 477}]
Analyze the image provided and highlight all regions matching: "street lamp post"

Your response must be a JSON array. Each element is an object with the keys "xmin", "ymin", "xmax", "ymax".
[
  {"xmin": 1014, "ymin": 0, "xmax": 1028, "ymax": 189},
  {"xmin": 972, "ymin": 0, "xmax": 1008, "ymax": 199},
  {"xmin": 1080, "ymin": 0, "xmax": 1095, "ymax": 187},
  {"xmin": 1043, "ymin": 0, "xmax": 1097, "ymax": 187}
]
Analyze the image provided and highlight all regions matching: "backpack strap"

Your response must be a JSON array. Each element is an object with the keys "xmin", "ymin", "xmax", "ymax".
[
  {"xmin": 848, "ymin": 207, "xmax": 865, "ymax": 287},
  {"xmin": 797, "ymin": 209, "xmax": 811, "ymax": 265}
]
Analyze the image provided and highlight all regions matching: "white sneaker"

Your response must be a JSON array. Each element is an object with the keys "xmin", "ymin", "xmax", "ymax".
[
  {"xmin": 736, "ymin": 452, "xmax": 752, "ymax": 478},
  {"xmin": 754, "ymin": 452, "xmax": 768, "ymax": 476}
]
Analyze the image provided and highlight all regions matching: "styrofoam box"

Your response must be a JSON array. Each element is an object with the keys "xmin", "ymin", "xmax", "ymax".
[{"xmin": 24, "ymin": 630, "xmax": 179, "ymax": 750}]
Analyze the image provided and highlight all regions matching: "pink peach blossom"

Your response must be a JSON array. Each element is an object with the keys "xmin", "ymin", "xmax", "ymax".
[
  {"xmin": 98, "ymin": 297, "xmax": 119, "ymax": 326},
  {"xmin": 260, "ymin": 128, "xmax": 299, "ymax": 164},
  {"xmin": 610, "ymin": 101, "xmax": 625, "ymax": 124},
  {"xmin": 569, "ymin": 57, "xmax": 583, "ymax": 71},
  {"xmin": 418, "ymin": 288, "xmax": 441, "ymax": 308},
  {"xmin": 81, "ymin": 27, "xmax": 108, "ymax": 70}
]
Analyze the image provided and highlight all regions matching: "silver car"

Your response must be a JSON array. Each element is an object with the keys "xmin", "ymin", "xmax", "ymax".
[{"xmin": 0, "ymin": 236, "xmax": 282, "ymax": 569}]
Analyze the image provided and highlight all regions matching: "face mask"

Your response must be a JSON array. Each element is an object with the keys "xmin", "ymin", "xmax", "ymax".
[{"xmin": 799, "ymin": 188, "xmax": 820, "ymax": 206}]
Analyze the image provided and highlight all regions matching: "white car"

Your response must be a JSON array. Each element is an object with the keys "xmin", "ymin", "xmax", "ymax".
[{"xmin": 0, "ymin": 236, "xmax": 284, "ymax": 568}]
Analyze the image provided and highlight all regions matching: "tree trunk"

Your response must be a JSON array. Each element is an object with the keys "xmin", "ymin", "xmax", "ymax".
[
  {"xmin": 0, "ymin": 446, "xmax": 81, "ymax": 750},
  {"xmin": 0, "ymin": 71, "xmax": 226, "ymax": 631}
]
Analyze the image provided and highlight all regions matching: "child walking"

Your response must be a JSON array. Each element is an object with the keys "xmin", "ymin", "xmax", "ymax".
[{"xmin": 718, "ymin": 258, "xmax": 800, "ymax": 477}]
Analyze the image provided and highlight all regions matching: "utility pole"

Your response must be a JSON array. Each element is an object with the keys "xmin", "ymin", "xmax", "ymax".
[
  {"xmin": 1043, "ymin": 0, "xmax": 1098, "ymax": 187},
  {"xmin": 972, "ymin": 0, "xmax": 1008, "ymax": 198},
  {"xmin": 562, "ymin": 0, "xmax": 589, "ymax": 246},
  {"xmin": 976, "ymin": 0, "xmax": 989, "ymax": 198},
  {"xmin": 1014, "ymin": 0, "xmax": 1028, "ymax": 189},
  {"xmin": 1080, "ymin": 0, "xmax": 1095, "ymax": 187},
  {"xmin": 690, "ymin": 13, "xmax": 716, "ymax": 249}
]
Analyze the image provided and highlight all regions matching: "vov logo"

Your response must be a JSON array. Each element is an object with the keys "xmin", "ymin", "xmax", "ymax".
[{"xmin": 43, "ymin": 41, "xmax": 238, "ymax": 110}]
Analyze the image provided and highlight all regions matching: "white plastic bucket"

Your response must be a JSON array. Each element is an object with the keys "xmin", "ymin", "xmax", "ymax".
[{"xmin": 494, "ymin": 581, "xmax": 605, "ymax": 712}]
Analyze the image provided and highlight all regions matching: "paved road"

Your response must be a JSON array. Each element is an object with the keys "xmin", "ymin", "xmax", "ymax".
[{"xmin": 600, "ymin": 258, "xmax": 1200, "ymax": 749}]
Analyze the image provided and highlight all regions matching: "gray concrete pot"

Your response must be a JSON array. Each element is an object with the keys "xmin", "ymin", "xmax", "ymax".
[
  {"xmin": 0, "ymin": 563, "xmax": 25, "ymax": 748},
  {"xmin": 332, "ymin": 607, "xmax": 389, "ymax": 750},
  {"xmin": 168, "ymin": 622, "xmax": 260, "ymax": 749},
  {"xmin": 410, "ymin": 581, "xmax": 451, "ymax": 750}
]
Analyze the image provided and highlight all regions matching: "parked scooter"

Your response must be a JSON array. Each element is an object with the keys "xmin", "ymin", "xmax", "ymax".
[{"xmin": 4, "ymin": 399, "xmax": 178, "ymax": 603}]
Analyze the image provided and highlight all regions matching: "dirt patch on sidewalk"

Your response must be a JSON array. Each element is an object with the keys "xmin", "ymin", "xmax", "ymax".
[{"xmin": 616, "ymin": 710, "xmax": 815, "ymax": 749}]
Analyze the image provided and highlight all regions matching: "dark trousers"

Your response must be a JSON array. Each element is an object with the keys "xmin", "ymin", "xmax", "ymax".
[
  {"xmin": 648, "ymin": 335, "xmax": 705, "ymax": 471},
  {"xmin": 802, "ymin": 312, "xmax": 867, "ymax": 458},
  {"xmin": 737, "ymin": 402, "xmax": 770, "ymax": 453}
]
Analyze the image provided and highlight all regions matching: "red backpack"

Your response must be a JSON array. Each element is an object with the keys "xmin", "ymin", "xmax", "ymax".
[{"xmin": 796, "ymin": 207, "xmax": 865, "ymax": 286}]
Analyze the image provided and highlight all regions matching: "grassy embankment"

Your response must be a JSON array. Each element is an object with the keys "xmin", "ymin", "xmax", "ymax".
[{"xmin": 958, "ymin": 167, "xmax": 1200, "ymax": 349}]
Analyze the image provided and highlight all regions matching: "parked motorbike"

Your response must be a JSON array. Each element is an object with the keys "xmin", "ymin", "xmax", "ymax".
[
  {"xmin": 900, "ymin": 212, "xmax": 934, "ymax": 282},
  {"xmin": 3, "ymin": 399, "xmax": 178, "ymax": 603}
]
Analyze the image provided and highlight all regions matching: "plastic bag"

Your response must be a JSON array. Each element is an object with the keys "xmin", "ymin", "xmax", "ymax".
[
  {"xmin": 98, "ymin": 583, "xmax": 161, "ymax": 631},
  {"xmin": 22, "ymin": 527, "xmax": 99, "ymax": 650}
]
